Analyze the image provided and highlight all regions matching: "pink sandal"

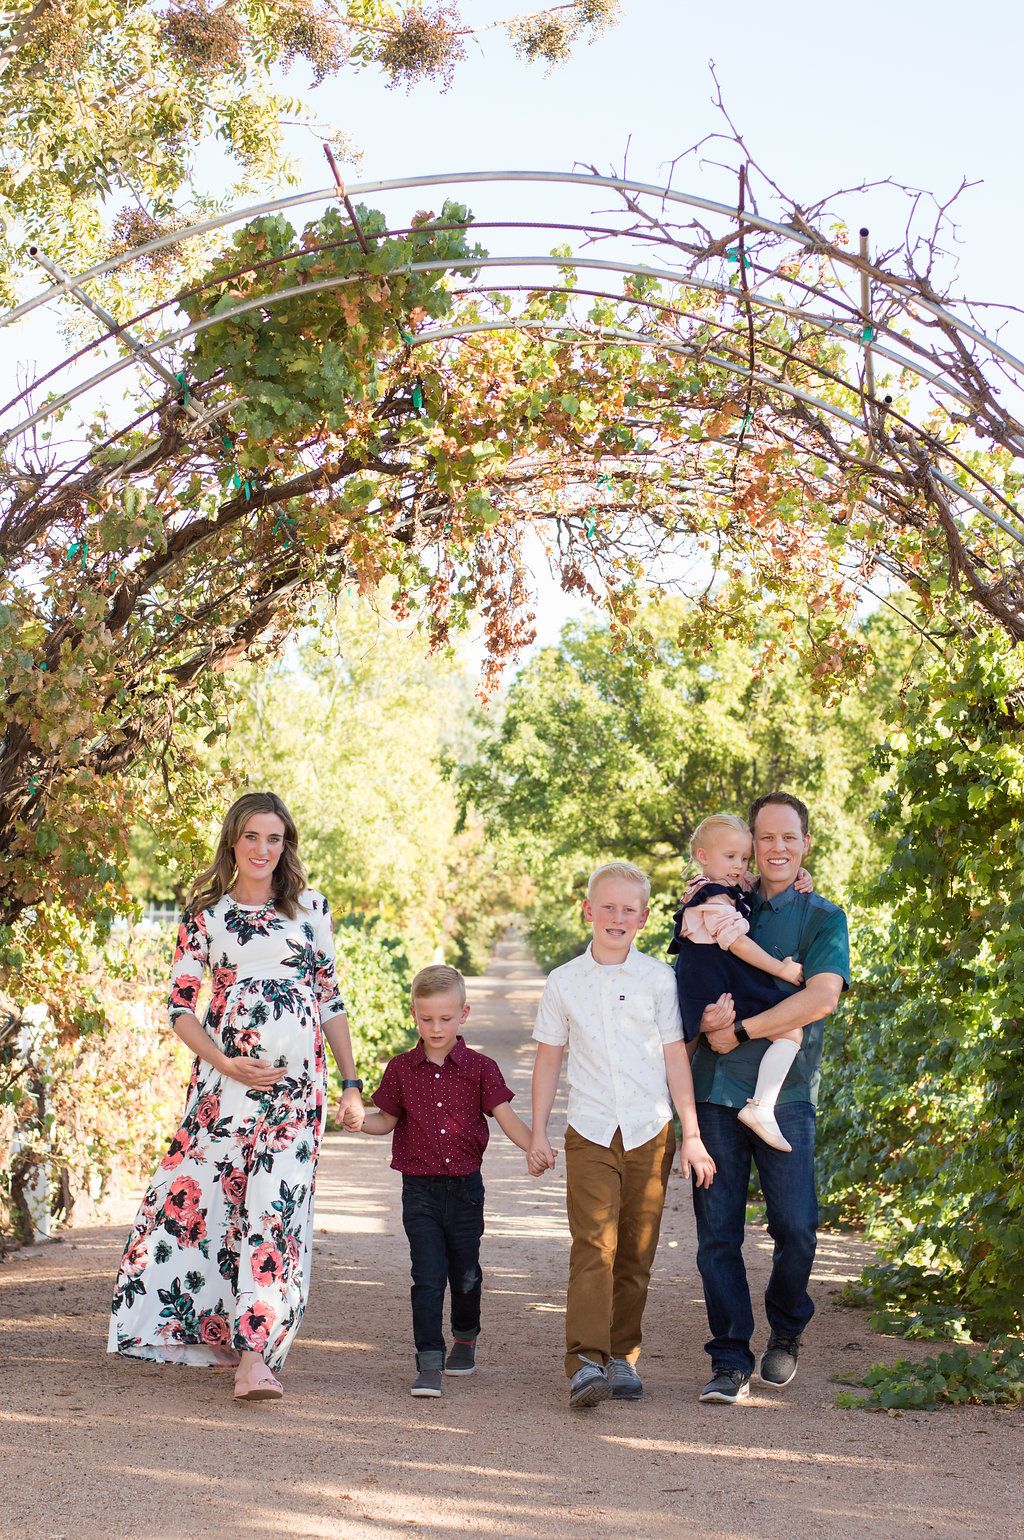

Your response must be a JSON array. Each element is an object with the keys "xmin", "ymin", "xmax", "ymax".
[{"xmin": 233, "ymin": 1361, "xmax": 284, "ymax": 1401}]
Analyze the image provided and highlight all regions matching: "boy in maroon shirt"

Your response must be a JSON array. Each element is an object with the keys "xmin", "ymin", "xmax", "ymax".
[{"xmin": 353, "ymin": 964, "xmax": 533, "ymax": 1397}]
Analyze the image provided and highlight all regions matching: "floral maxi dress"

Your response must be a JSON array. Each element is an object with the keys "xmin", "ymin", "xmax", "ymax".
[{"xmin": 108, "ymin": 890, "xmax": 346, "ymax": 1372}]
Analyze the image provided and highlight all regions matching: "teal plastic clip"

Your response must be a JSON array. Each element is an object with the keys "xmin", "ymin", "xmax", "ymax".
[
  {"xmin": 726, "ymin": 248, "xmax": 752, "ymax": 269},
  {"xmin": 175, "ymin": 370, "xmax": 190, "ymax": 407},
  {"xmin": 273, "ymin": 513, "xmax": 297, "ymax": 548},
  {"xmin": 412, "ymin": 382, "xmax": 424, "ymax": 414},
  {"xmin": 223, "ymin": 434, "xmax": 252, "ymax": 499},
  {"xmin": 861, "ymin": 325, "xmax": 875, "ymax": 343},
  {"xmin": 584, "ymin": 510, "xmax": 596, "ymax": 539},
  {"xmin": 67, "ymin": 540, "xmax": 87, "ymax": 569}
]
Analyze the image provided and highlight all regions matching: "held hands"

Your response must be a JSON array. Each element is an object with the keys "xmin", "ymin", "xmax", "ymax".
[
  {"xmin": 701, "ymin": 992, "xmax": 740, "ymax": 1055},
  {"xmin": 778, "ymin": 956, "xmax": 804, "ymax": 986},
  {"xmin": 339, "ymin": 1088, "xmax": 365, "ymax": 1131},
  {"xmin": 527, "ymin": 1134, "xmax": 557, "ymax": 1179},
  {"xmin": 680, "ymin": 1133, "xmax": 716, "ymax": 1188},
  {"xmin": 700, "ymin": 993, "xmax": 735, "ymax": 1034}
]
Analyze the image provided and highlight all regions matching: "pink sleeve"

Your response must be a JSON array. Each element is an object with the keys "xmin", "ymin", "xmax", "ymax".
[{"xmin": 680, "ymin": 899, "xmax": 750, "ymax": 950}]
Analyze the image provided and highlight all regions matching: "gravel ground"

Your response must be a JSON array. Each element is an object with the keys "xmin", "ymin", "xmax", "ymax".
[{"xmin": 1, "ymin": 940, "xmax": 1021, "ymax": 1540}]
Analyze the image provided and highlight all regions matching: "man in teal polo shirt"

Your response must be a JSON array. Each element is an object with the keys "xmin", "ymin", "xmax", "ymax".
[{"xmin": 690, "ymin": 792, "xmax": 850, "ymax": 1404}]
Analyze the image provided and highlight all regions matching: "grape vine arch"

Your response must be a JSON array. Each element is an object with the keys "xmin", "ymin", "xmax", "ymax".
[{"xmin": 2, "ymin": 161, "xmax": 1024, "ymax": 875}]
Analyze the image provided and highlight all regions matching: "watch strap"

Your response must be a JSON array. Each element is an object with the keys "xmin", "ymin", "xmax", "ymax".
[
  {"xmin": 734, "ymin": 1021, "xmax": 750, "ymax": 1044},
  {"xmin": 342, "ymin": 1078, "xmax": 364, "ymax": 1091}
]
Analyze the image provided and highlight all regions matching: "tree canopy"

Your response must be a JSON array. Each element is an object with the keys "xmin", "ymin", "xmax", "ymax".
[
  {"xmin": 461, "ymin": 598, "xmax": 920, "ymax": 965},
  {"xmin": 0, "ymin": 0, "xmax": 620, "ymax": 303}
]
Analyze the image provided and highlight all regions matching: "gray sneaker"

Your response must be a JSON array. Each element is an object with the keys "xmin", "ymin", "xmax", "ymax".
[
  {"xmin": 569, "ymin": 1357, "xmax": 612, "ymax": 1409},
  {"xmin": 607, "ymin": 1356, "xmax": 643, "ymax": 1399},
  {"xmin": 445, "ymin": 1339, "xmax": 477, "ymax": 1375},
  {"xmin": 759, "ymin": 1333, "xmax": 800, "ymax": 1388},
  {"xmin": 411, "ymin": 1367, "xmax": 443, "ymax": 1397},
  {"xmin": 698, "ymin": 1367, "xmax": 751, "ymax": 1403}
]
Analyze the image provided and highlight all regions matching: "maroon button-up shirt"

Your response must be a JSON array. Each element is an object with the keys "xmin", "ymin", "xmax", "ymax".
[{"xmin": 371, "ymin": 1036, "xmax": 515, "ymax": 1176}]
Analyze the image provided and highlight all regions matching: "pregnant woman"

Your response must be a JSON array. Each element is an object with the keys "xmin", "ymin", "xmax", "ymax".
[{"xmin": 108, "ymin": 791, "xmax": 364, "ymax": 1401}]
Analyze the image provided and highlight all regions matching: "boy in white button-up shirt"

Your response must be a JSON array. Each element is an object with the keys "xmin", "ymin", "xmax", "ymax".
[{"xmin": 530, "ymin": 861, "xmax": 716, "ymax": 1409}]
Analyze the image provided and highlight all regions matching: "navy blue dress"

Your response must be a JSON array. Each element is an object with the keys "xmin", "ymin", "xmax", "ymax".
[{"xmin": 667, "ymin": 882, "xmax": 790, "ymax": 1042}]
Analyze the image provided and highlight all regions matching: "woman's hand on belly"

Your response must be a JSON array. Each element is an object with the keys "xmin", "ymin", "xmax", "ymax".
[{"xmin": 221, "ymin": 1054, "xmax": 282, "ymax": 1091}]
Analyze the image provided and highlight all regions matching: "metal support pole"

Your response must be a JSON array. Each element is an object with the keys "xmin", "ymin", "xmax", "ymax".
[
  {"xmin": 27, "ymin": 246, "xmax": 214, "ymax": 430},
  {"xmin": 859, "ymin": 226, "xmax": 876, "ymax": 403},
  {"xmin": 323, "ymin": 145, "xmax": 370, "ymax": 256}
]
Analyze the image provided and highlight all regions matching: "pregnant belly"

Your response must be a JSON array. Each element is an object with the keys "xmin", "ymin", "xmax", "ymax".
[{"xmin": 220, "ymin": 977, "xmax": 317, "ymax": 1069}]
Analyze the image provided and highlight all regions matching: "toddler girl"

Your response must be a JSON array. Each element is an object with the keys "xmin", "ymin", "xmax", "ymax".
[{"xmin": 668, "ymin": 813, "xmax": 805, "ymax": 1152}]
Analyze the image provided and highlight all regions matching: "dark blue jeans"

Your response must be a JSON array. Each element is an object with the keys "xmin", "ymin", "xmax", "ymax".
[
  {"xmin": 401, "ymin": 1172, "xmax": 485, "ymax": 1370},
  {"xmin": 692, "ymin": 1101, "xmax": 818, "ymax": 1375}
]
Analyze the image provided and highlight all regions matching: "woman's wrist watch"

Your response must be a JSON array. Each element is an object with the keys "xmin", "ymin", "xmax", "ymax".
[
  {"xmin": 341, "ymin": 1078, "xmax": 364, "ymax": 1092},
  {"xmin": 734, "ymin": 1021, "xmax": 750, "ymax": 1044}
]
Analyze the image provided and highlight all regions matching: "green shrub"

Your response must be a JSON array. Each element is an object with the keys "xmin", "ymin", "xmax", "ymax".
[
  {"xmin": 836, "ymin": 1337, "xmax": 1024, "ymax": 1410},
  {"xmin": 818, "ymin": 635, "xmax": 1024, "ymax": 1337},
  {"xmin": 330, "ymin": 913, "xmax": 416, "ymax": 1098}
]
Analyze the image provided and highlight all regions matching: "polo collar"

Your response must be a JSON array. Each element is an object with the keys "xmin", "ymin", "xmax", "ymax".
[
  {"xmin": 582, "ymin": 941, "xmax": 643, "ymax": 972},
  {"xmin": 410, "ymin": 1034, "xmax": 471, "ymax": 1071},
  {"xmin": 752, "ymin": 881, "xmax": 798, "ymax": 913}
]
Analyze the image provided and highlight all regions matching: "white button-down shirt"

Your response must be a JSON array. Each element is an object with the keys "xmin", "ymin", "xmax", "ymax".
[{"xmin": 533, "ymin": 943, "xmax": 684, "ymax": 1151}]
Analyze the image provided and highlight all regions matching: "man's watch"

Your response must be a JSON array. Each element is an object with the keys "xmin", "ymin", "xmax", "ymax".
[
  {"xmin": 341, "ymin": 1078, "xmax": 364, "ymax": 1092},
  {"xmin": 733, "ymin": 1021, "xmax": 750, "ymax": 1044}
]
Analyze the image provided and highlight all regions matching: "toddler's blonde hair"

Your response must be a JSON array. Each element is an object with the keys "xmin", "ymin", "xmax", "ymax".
[
  {"xmin": 689, "ymin": 813, "xmax": 751, "ymax": 861},
  {"xmin": 411, "ymin": 963, "xmax": 466, "ymax": 1006},
  {"xmin": 587, "ymin": 860, "xmax": 651, "ymax": 904}
]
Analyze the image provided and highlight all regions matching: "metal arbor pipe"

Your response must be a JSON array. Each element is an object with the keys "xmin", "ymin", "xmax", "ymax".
[
  {"xmin": 0, "ymin": 251, "xmax": 1004, "ymax": 452},
  {"xmin": 2, "ymin": 250, "xmax": 1020, "ymax": 550},
  {"xmin": 3, "ymin": 167, "xmax": 1023, "ymax": 380}
]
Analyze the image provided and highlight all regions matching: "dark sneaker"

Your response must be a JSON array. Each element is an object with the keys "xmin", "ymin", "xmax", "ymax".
[
  {"xmin": 699, "ymin": 1368, "xmax": 751, "ymax": 1403},
  {"xmin": 569, "ymin": 1357, "xmax": 612, "ymax": 1409},
  {"xmin": 445, "ymin": 1339, "xmax": 477, "ymax": 1376},
  {"xmin": 759, "ymin": 1334, "xmax": 800, "ymax": 1388},
  {"xmin": 411, "ymin": 1367, "xmax": 443, "ymax": 1397},
  {"xmin": 607, "ymin": 1356, "xmax": 643, "ymax": 1400}
]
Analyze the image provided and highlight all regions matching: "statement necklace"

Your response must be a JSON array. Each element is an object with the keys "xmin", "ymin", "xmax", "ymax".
[{"xmin": 228, "ymin": 890, "xmax": 276, "ymax": 921}]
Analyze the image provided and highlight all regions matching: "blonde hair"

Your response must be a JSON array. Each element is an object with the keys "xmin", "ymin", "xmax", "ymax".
[
  {"xmin": 188, "ymin": 792, "xmax": 308, "ymax": 920},
  {"xmin": 411, "ymin": 964, "xmax": 466, "ymax": 1006},
  {"xmin": 689, "ymin": 813, "xmax": 751, "ymax": 861},
  {"xmin": 587, "ymin": 861, "xmax": 651, "ymax": 904}
]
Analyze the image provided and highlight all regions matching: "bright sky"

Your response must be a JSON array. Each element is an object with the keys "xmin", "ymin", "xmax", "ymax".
[{"xmin": 281, "ymin": 0, "xmax": 1023, "ymax": 320}]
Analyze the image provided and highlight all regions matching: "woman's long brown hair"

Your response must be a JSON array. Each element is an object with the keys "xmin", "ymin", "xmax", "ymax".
[{"xmin": 188, "ymin": 792, "xmax": 308, "ymax": 920}]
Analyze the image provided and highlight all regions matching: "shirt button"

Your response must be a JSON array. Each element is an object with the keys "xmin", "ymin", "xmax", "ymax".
[
  {"xmin": 441, "ymin": 1128, "xmax": 446, "ymax": 1134},
  {"xmin": 437, "ymin": 1101, "xmax": 442, "ymax": 1107},
  {"xmin": 444, "ymin": 1158, "xmax": 450, "ymax": 1164}
]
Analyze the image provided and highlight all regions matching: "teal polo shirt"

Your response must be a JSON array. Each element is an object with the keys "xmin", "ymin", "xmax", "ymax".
[{"xmin": 691, "ymin": 883, "xmax": 850, "ymax": 1109}]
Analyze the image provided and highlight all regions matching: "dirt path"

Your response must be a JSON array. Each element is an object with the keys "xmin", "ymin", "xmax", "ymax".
[{"xmin": 1, "ymin": 939, "xmax": 1022, "ymax": 1539}]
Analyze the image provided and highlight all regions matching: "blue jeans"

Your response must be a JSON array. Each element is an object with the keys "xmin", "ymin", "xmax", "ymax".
[
  {"xmin": 401, "ymin": 1172, "xmax": 485, "ymax": 1370},
  {"xmin": 692, "ymin": 1101, "xmax": 818, "ymax": 1375}
]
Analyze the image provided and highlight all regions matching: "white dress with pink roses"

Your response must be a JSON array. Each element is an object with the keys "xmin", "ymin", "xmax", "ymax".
[{"xmin": 107, "ymin": 889, "xmax": 346, "ymax": 1371}]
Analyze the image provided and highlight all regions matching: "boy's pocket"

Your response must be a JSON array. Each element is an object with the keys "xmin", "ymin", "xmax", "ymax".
[{"xmin": 458, "ymin": 1173, "xmax": 485, "ymax": 1207}]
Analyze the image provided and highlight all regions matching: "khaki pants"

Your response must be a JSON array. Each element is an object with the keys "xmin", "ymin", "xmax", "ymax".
[{"xmin": 563, "ymin": 1121, "xmax": 676, "ymax": 1377}]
